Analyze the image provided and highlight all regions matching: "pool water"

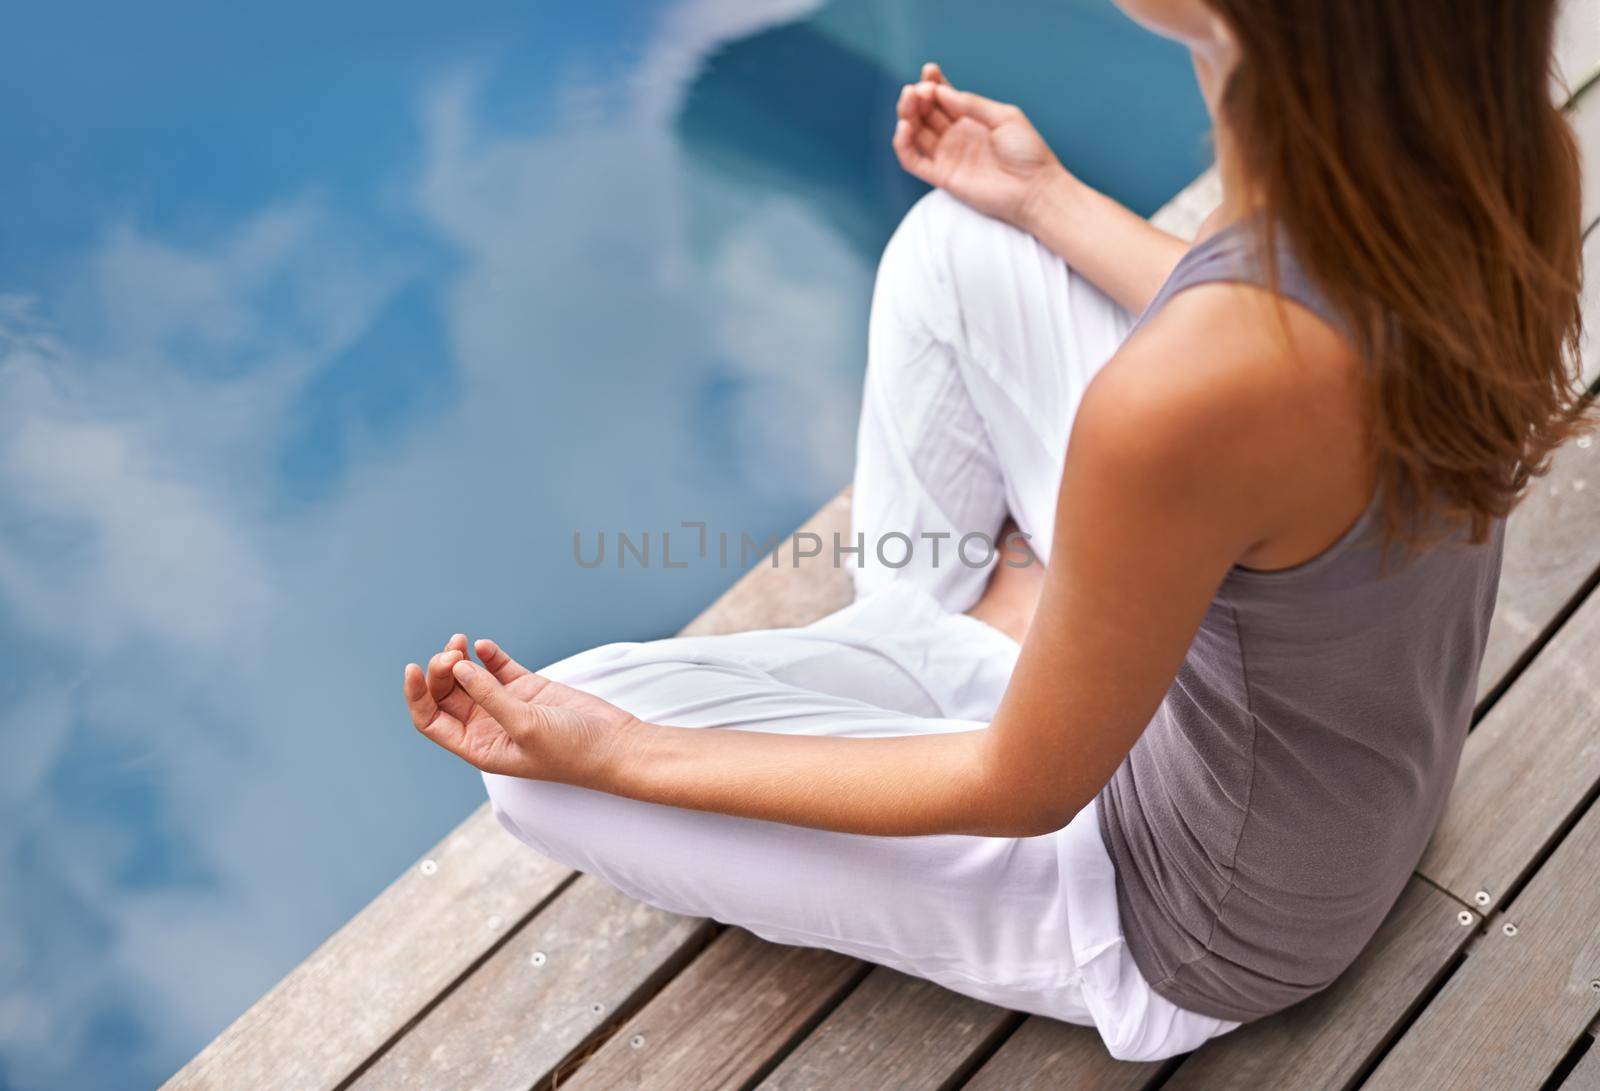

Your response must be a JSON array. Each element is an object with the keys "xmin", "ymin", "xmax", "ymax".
[{"xmin": 0, "ymin": 2, "xmax": 1206, "ymax": 1087}]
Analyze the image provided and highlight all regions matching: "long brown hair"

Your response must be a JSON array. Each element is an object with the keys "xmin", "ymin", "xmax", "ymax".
[{"xmin": 1206, "ymin": 0, "xmax": 1588, "ymax": 544}]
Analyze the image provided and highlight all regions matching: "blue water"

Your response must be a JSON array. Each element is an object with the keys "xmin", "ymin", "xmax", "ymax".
[{"xmin": 0, "ymin": 3, "xmax": 1207, "ymax": 1087}]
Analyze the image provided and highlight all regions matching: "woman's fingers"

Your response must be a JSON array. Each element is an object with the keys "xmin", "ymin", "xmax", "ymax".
[
  {"xmin": 921, "ymin": 61, "xmax": 947, "ymax": 86},
  {"xmin": 900, "ymin": 82, "xmax": 953, "ymax": 137},
  {"xmin": 893, "ymin": 119, "xmax": 933, "ymax": 180},
  {"xmin": 475, "ymin": 638, "xmax": 532, "ymax": 684},
  {"xmin": 896, "ymin": 83, "xmax": 923, "ymax": 124},
  {"xmin": 404, "ymin": 663, "xmax": 465, "ymax": 750},
  {"xmin": 911, "ymin": 115, "xmax": 940, "ymax": 157},
  {"xmin": 895, "ymin": 79, "xmax": 955, "ymax": 175},
  {"xmin": 913, "ymin": 81, "xmax": 953, "ymax": 135},
  {"xmin": 403, "ymin": 663, "xmax": 428, "ymax": 708},
  {"xmin": 898, "ymin": 113, "xmax": 940, "ymax": 168},
  {"xmin": 932, "ymin": 81, "xmax": 1016, "ymax": 127},
  {"xmin": 427, "ymin": 647, "xmax": 465, "ymax": 702},
  {"xmin": 452, "ymin": 660, "xmax": 531, "ymax": 737}
]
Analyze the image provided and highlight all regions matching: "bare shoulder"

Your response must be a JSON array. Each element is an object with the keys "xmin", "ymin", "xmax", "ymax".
[
  {"xmin": 1076, "ymin": 282, "xmax": 1361, "ymax": 469},
  {"xmin": 1073, "ymin": 281, "xmax": 1371, "ymax": 567}
]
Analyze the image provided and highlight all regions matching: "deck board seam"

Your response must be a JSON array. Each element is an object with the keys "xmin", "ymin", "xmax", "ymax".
[
  {"xmin": 729, "ymin": 957, "xmax": 873, "ymax": 1091},
  {"xmin": 542, "ymin": 919, "xmax": 722, "ymax": 1090},
  {"xmin": 940, "ymin": 1010, "xmax": 1030, "ymax": 1091},
  {"xmin": 330, "ymin": 869, "xmax": 583, "ymax": 1091},
  {"xmin": 1347, "ymin": 947, "xmax": 1473, "ymax": 1090},
  {"xmin": 1408, "ymin": 871, "xmax": 1481, "ymax": 917},
  {"xmin": 1493, "ymin": 780, "xmax": 1600, "ymax": 918},
  {"xmin": 1540, "ymin": 1033, "xmax": 1598, "ymax": 1091},
  {"xmin": 935, "ymin": 1010, "xmax": 1029, "ymax": 1091},
  {"xmin": 1367, "ymin": 776, "xmax": 1600, "ymax": 1085}
]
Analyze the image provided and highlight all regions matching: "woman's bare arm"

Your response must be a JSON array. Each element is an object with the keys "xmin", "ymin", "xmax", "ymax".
[
  {"xmin": 1017, "ymin": 170, "xmax": 1191, "ymax": 316},
  {"xmin": 407, "ymin": 301, "xmax": 1283, "ymax": 838}
]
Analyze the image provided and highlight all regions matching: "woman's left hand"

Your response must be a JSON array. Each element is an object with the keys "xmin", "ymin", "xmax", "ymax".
[
  {"xmin": 893, "ymin": 62, "xmax": 1069, "ymax": 234},
  {"xmin": 402, "ymin": 635, "xmax": 636, "ymax": 783}
]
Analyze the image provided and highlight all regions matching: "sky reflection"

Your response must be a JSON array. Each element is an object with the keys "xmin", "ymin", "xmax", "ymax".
[{"xmin": 0, "ymin": 2, "xmax": 1205, "ymax": 1087}]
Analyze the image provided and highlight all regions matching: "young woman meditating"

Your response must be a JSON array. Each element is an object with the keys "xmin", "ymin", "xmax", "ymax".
[{"xmin": 401, "ymin": 0, "xmax": 1587, "ymax": 1059}]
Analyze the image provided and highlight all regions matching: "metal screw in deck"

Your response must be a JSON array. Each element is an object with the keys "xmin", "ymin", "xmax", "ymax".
[
  {"xmin": 419, "ymin": 859, "xmax": 438, "ymax": 877},
  {"xmin": 1472, "ymin": 890, "xmax": 1491, "ymax": 907},
  {"xmin": 1456, "ymin": 910, "xmax": 1474, "ymax": 926},
  {"xmin": 530, "ymin": 951, "xmax": 547, "ymax": 968},
  {"xmin": 630, "ymin": 1035, "xmax": 647, "ymax": 1050},
  {"xmin": 1502, "ymin": 922, "xmax": 1518, "ymax": 937}
]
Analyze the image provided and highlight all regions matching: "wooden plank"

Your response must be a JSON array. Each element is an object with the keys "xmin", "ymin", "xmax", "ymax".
[
  {"xmin": 679, "ymin": 489, "xmax": 854, "ymax": 638},
  {"xmin": 1366, "ymin": 800, "xmax": 1600, "ymax": 1090},
  {"xmin": 1161, "ymin": 880, "xmax": 1476, "ymax": 1090},
  {"xmin": 561, "ymin": 928, "xmax": 864, "ymax": 1091},
  {"xmin": 1565, "ymin": 1036, "xmax": 1600, "ymax": 1090},
  {"xmin": 163, "ymin": 805, "xmax": 569, "ymax": 1091},
  {"xmin": 963, "ymin": 1019, "xmax": 1165, "ymax": 1091},
  {"xmin": 756, "ymin": 968, "xmax": 1016, "ymax": 1091},
  {"xmin": 350, "ymin": 876, "xmax": 710, "ymax": 1090},
  {"xmin": 1418, "ymin": 581, "xmax": 1600, "ymax": 909}
]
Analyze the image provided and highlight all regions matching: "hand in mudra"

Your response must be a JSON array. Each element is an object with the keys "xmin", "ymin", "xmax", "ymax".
[
  {"xmin": 893, "ymin": 62, "xmax": 1068, "ymax": 231},
  {"xmin": 403, "ymin": 635, "xmax": 636, "ymax": 782}
]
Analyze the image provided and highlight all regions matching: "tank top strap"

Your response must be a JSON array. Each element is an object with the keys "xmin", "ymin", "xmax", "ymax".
[
  {"xmin": 1131, "ymin": 218, "xmax": 1349, "ymax": 339},
  {"xmin": 1131, "ymin": 216, "xmax": 1384, "ymax": 566}
]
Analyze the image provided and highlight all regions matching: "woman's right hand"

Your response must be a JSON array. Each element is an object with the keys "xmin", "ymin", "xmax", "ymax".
[{"xmin": 893, "ymin": 63, "xmax": 1072, "ymax": 234}]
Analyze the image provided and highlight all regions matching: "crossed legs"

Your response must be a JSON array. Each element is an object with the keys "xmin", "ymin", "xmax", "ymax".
[{"xmin": 481, "ymin": 193, "xmax": 1236, "ymax": 1059}]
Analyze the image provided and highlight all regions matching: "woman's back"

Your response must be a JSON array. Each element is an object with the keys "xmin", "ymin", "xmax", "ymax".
[{"xmin": 1097, "ymin": 225, "xmax": 1507, "ymax": 1020}]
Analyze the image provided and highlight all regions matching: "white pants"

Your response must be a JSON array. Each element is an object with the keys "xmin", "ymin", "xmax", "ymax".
[{"xmin": 485, "ymin": 191, "xmax": 1240, "ymax": 1061}]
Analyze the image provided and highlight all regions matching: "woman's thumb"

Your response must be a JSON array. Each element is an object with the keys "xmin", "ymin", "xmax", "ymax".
[{"xmin": 452, "ymin": 660, "xmax": 527, "ymax": 730}]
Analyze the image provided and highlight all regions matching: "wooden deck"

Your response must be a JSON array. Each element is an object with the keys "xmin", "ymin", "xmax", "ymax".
[{"xmin": 168, "ymin": 19, "xmax": 1600, "ymax": 1091}]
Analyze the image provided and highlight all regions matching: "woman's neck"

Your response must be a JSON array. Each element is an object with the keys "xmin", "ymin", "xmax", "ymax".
[{"xmin": 1191, "ymin": 43, "xmax": 1258, "ymax": 239}]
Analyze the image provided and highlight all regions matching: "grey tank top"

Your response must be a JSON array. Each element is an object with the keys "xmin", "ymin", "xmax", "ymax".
[{"xmin": 1096, "ymin": 221, "xmax": 1505, "ymax": 1022}]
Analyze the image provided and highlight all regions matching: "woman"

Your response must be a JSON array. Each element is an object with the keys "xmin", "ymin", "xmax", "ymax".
[{"xmin": 402, "ymin": 0, "xmax": 1586, "ymax": 1060}]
